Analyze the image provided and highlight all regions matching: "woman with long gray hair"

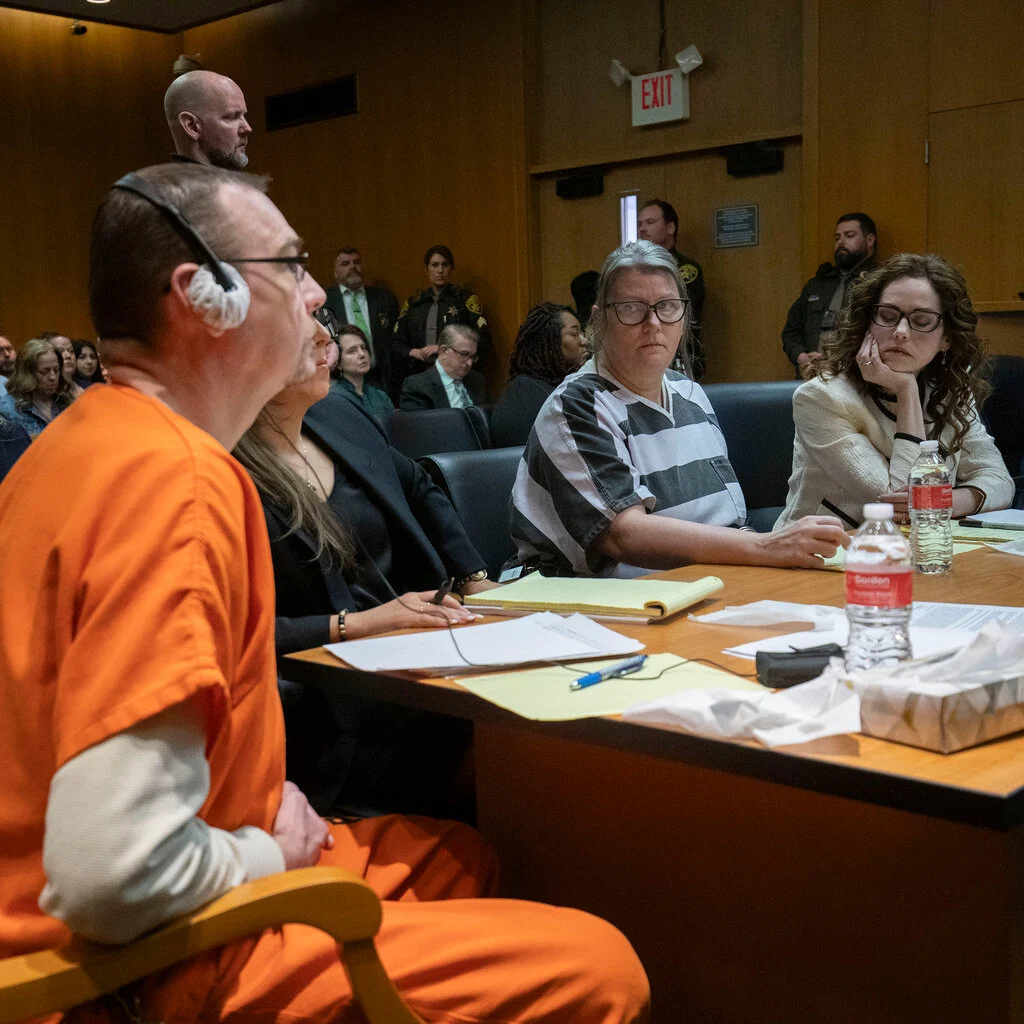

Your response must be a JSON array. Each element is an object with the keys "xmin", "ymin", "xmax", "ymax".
[{"xmin": 509, "ymin": 240, "xmax": 847, "ymax": 577}]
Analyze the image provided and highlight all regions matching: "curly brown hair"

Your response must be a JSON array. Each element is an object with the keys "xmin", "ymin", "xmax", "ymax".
[
  {"xmin": 816, "ymin": 253, "xmax": 990, "ymax": 453},
  {"xmin": 509, "ymin": 303, "xmax": 579, "ymax": 387}
]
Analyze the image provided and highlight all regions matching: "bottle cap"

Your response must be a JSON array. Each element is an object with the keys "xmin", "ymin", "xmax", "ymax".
[
  {"xmin": 919, "ymin": 440, "xmax": 939, "ymax": 451},
  {"xmin": 863, "ymin": 502, "xmax": 894, "ymax": 520}
]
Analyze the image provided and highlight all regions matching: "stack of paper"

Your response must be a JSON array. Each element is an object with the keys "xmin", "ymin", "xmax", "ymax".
[
  {"xmin": 464, "ymin": 574, "xmax": 723, "ymax": 620},
  {"xmin": 323, "ymin": 611, "xmax": 642, "ymax": 675}
]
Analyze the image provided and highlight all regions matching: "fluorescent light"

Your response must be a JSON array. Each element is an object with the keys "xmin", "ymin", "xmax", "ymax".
[
  {"xmin": 620, "ymin": 195, "xmax": 638, "ymax": 246},
  {"xmin": 86, "ymin": 1, "xmax": 111, "ymax": 5}
]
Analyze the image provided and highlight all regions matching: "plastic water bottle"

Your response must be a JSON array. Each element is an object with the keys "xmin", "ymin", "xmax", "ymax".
[
  {"xmin": 909, "ymin": 440, "xmax": 953, "ymax": 574},
  {"xmin": 844, "ymin": 503, "xmax": 913, "ymax": 672}
]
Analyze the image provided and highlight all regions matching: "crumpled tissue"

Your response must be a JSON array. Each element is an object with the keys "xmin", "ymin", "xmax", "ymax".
[
  {"xmin": 623, "ymin": 670, "xmax": 859, "ymax": 748},
  {"xmin": 690, "ymin": 599, "xmax": 844, "ymax": 631}
]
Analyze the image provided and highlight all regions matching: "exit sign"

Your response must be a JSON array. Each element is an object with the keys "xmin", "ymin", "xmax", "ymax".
[{"xmin": 631, "ymin": 68, "xmax": 689, "ymax": 126}]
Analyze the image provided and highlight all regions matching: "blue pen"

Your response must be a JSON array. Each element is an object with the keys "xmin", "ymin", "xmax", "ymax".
[{"xmin": 569, "ymin": 654, "xmax": 647, "ymax": 691}]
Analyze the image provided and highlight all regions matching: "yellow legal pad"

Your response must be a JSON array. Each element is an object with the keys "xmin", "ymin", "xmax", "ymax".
[
  {"xmin": 457, "ymin": 653, "xmax": 764, "ymax": 721},
  {"xmin": 464, "ymin": 574, "xmax": 724, "ymax": 620},
  {"xmin": 816, "ymin": 539, "xmax": 983, "ymax": 572}
]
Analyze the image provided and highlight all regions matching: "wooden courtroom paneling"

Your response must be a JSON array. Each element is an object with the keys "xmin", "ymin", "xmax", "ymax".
[
  {"xmin": 536, "ymin": 142, "xmax": 802, "ymax": 383},
  {"xmin": 183, "ymin": 0, "xmax": 530, "ymax": 392},
  {"xmin": 927, "ymin": 102, "xmax": 1024, "ymax": 308},
  {"xmin": 929, "ymin": 0, "xmax": 1024, "ymax": 113},
  {"xmin": 530, "ymin": 0, "xmax": 803, "ymax": 172},
  {"xmin": 0, "ymin": 10, "xmax": 180, "ymax": 345},
  {"xmin": 810, "ymin": 0, "xmax": 929, "ymax": 274}
]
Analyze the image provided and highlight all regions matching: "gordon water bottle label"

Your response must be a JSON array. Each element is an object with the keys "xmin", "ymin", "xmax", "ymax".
[
  {"xmin": 911, "ymin": 484, "xmax": 952, "ymax": 509},
  {"xmin": 845, "ymin": 568, "xmax": 913, "ymax": 607}
]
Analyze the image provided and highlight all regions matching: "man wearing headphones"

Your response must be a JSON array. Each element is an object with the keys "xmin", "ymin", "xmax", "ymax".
[
  {"xmin": 165, "ymin": 69, "xmax": 252, "ymax": 169},
  {"xmin": 0, "ymin": 163, "xmax": 648, "ymax": 1024}
]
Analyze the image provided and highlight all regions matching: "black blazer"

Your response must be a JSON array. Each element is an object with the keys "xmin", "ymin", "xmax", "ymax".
[
  {"xmin": 265, "ymin": 390, "xmax": 485, "ymax": 657},
  {"xmin": 399, "ymin": 363, "xmax": 487, "ymax": 411},
  {"xmin": 322, "ymin": 284, "xmax": 401, "ymax": 394}
]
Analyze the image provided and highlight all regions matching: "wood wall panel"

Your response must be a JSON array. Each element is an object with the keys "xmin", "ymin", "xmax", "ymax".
[
  {"xmin": 0, "ymin": 10, "xmax": 180, "ymax": 344},
  {"xmin": 814, "ymin": 0, "xmax": 929, "ymax": 267},
  {"xmin": 929, "ymin": 0, "xmax": 1024, "ymax": 112},
  {"xmin": 537, "ymin": 141, "xmax": 801, "ymax": 383},
  {"xmin": 183, "ymin": 0, "xmax": 529, "ymax": 391},
  {"xmin": 532, "ymin": 0, "xmax": 802, "ymax": 172},
  {"xmin": 927, "ymin": 101, "xmax": 1024, "ymax": 308}
]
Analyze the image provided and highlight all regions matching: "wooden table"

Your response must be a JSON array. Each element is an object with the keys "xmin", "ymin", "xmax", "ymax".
[{"xmin": 287, "ymin": 547, "xmax": 1024, "ymax": 1024}]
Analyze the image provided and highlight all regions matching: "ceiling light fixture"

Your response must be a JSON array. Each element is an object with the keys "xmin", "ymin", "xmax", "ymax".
[{"xmin": 86, "ymin": 1, "xmax": 111, "ymax": 5}]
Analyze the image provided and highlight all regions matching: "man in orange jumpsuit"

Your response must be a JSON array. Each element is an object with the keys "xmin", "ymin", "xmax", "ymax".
[{"xmin": 0, "ymin": 163, "xmax": 649, "ymax": 1024}]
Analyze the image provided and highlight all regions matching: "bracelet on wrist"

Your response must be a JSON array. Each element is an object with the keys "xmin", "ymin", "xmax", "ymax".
[{"xmin": 337, "ymin": 608, "xmax": 348, "ymax": 642}]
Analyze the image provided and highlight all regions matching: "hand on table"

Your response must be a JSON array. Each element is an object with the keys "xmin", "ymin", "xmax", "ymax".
[
  {"xmin": 345, "ymin": 591, "xmax": 478, "ymax": 639},
  {"xmin": 878, "ymin": 488, "xmax": 910, "ymax": 522},
  {"xmin": 751, "ymin": 515, "xmax": 850, "ymax": 568},
  {"xmin": 272, "ymin": 781, "xmax": 334, "ymax": 869}
]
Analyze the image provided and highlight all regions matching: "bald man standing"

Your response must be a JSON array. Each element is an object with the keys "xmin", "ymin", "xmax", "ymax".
[{"xmin": 164, "ymin": 70, "xmax": 252, "ymax": 169}]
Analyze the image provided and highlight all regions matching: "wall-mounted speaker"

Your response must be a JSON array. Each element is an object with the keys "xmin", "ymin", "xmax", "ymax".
[
  {"xmin": 725, "ymin": 144, "xmax": 784, "ymax": 177},
  {"xmin": 556, "ymin": 169, "xmax": 605, "ymax": 199}
]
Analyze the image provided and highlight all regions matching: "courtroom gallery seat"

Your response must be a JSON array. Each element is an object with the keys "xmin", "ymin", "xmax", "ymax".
[
  {"xmin": 379, "ymin": 407, "xmax": 491, "ymax": 460},
  {"xmin": 703, "ymin": 380, "xmax": 800, "ymax": 532},
  {"xmin": 419, "ymin": 447, "xmax": 523, "ymax": 577}
]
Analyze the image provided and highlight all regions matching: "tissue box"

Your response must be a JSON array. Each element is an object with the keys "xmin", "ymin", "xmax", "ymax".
[{"xmin": 857, "ymin": 675, "xmax": 1024, "ymax": 754}]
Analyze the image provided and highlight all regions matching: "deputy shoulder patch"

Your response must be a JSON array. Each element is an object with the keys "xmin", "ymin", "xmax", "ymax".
[
  {"xmin": 398, "ymin": 300, "xmax": 409, "ymax": 315},
  {"xmin": 466, "ymin": 294, "xmax": 483, "ymax": 314},
  {"xmin": 678, "ymin": 264, "xmax": 698, "ymax": 285}
]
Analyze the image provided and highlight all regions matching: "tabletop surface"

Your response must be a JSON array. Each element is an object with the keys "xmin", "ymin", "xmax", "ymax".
[{"xmin": 287, "ymin": 546, "xmax": 1024, "ymax": 828}]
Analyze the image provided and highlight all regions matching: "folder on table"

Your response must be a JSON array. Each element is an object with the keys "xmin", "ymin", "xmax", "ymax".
[{"xmin": 464, "ymin": 574, "xmax": 723, "ymax": 621}]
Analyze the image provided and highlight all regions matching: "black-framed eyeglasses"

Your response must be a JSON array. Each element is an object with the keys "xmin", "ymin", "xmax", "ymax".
[
  {"xmin": 313, "ymin": 305, "xmax": 341, "ymax": 341},
  {"xmin": 447, "ymin": 347, "xmax": 478, "ymax": 364},
  {"xmin": 228, "ymin": 253, "xmax": 310, "ymax": 282},
  {"xmin": 871, "ymin": 304, "xmax": 943, "ymax": 333},
  {"xmin": 605, "ymin": 298, "xmax": 689, "ymax": 326}
]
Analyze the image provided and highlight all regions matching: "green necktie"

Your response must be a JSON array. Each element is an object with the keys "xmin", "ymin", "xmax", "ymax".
[{"xmin": 348, "ymin": 292, "xmax": 374, "ymax": 366}]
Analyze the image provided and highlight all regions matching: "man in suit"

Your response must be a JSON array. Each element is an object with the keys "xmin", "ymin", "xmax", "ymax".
[
  {"xmin": 322, "ymin": 247, "xmax": 400, "ymax": 395},
  {"xmin": 400, "ymin": 324, "xmax": 486, "ymax": 410}
]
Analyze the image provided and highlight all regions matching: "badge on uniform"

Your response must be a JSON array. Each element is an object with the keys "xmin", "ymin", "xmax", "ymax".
[
  {"xmin": 447, "ymin": 306, "xmax": 458, "ymax": 318},
  {"xmin": 377, "ymin": 313, "xmax": 389, "ymax": 327}
]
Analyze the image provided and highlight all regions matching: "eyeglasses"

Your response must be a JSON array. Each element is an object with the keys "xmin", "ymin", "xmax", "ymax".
[
  {"xmin": 446, "ymin": 347, "xmax": 478, "ymax": 363},
  {"xmin": 871, "ymin": 304, "xmax": 943, "ymax": 333},
  {"xmin": 605, "ymin": 298, "xmax": 689, "ymax": 326},
  {"xmin": 228, "ymin": 253, "xmax": 310, "ymax": 282}
]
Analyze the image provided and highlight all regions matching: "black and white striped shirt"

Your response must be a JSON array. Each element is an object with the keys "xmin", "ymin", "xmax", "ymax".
[{"xmin": 509, "ymin": 359, "xmax": 746, "ymax": 577}]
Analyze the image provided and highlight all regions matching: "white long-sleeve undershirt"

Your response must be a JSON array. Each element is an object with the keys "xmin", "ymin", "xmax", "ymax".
[{"xmin": 40, "ymin": 701, "xmax": 285, "ymax": 944}]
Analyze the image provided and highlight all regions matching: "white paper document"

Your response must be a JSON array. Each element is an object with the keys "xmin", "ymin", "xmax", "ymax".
[
  {"xmin": 323, "ymin": 611, "xmax": 643, "ymax": 674},
  {"xmin": 724, "ymin": 625, "xmax": 977, "ymax": 660},
  {"xmin": 961, "ymin": 509, "xmax": 1024, "ymax": 530},
  {"xmin": 910, "ymin": 602, "xmax": 1024, "ymax": 632}
]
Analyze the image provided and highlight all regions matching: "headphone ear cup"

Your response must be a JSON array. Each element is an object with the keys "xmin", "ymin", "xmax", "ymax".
[{"xmin": 187, "ymin": 263, "xmax": 251, "ymax": 333}]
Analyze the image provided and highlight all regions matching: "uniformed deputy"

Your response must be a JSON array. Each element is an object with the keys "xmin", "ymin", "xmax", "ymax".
[
  {"xmin": 392, "ymin": 244, "xmax": 491, "ymax": 385},
  {"xmin": 781, "ymin": 212, "xmax": 877, "ymax": 377},
  {"xmin": 637, "ymin": 199, "xmax": 706, "ymax": 379}
]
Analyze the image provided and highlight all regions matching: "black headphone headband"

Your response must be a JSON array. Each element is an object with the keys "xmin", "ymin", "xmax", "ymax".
[{"xmin": 112, "ymin": 172, "xmax": 236, "ymax": 292}]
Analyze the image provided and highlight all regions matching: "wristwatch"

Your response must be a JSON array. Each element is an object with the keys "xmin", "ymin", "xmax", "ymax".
[{"xmin": 455, "ymin": 569, "xmax": 489, "ymax": 595}]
